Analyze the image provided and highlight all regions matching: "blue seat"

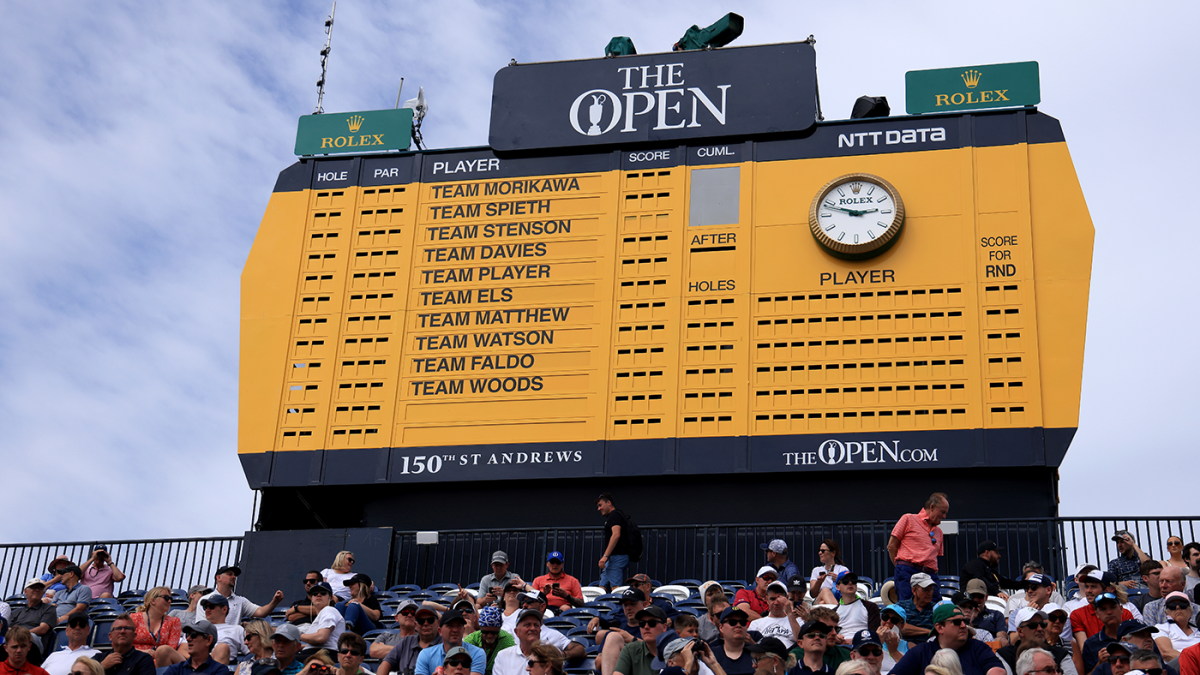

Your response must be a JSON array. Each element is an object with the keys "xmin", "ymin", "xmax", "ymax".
[
  {"xmin": 93, "ymin": 619, "xmax": 115, "ymax": 647},
  {"xmin": 650, "ymin": 593, "xmax": 677, "ymax": 605},
  {"xmin": 363, "ymin": 629, "xmax": 397, "ymax": 642},
  {"xmin": 587, "ymin": 580, "xmax": 604, "ymax": 588},
  {"xmin": 118, "ymin": 590, "xmax": 146, "ymax": 599},
  {"xmin": 596, "ymin": 593, "xmax": 624, "ymax": 602},
  {"xmin": 546, "ymin": 619, "xmax": 578, "ymax": 630},
  {"xmin": 562, "ymin": 608, "xmax": 600, "ymax": 619},
  {"xmin": 675, "ymin": 606, "xmax": 702, "ymax": 617},
  {"xmin": 584, "ymin": 601, "xmax": 616, "ymax": 613},
  {"xmin": 941, "ymin": 575, "xmax": 960, "ymax": 582},
  {"xmin": 718, "ymin": 580, "xmax": 747, "ymax": 589},
  {"xmin": 650, "ymin": 580, "xmax": 663, "ymax": 588},
  {"xmin": 404, "ymin": 592, "xmax": 436, "ymax": 601},
  {"xmin": 466, "ymin": 583, "xmax": 481, "ymax": 590},
  {"xmin": 669, "ymin": 579, "xmax": 703, "ymax": 590},
  {"xmin": 389, "ymin": 584, "xmax": 422, "ymax": 594},
  {"xmin": 858, "ymin": 576, "xmax": 875, "ymax": 589},
  {"xmin": 55, "ymin": 627, "xmax": 71, "ymax": 649},
  {"xmin": 427, "ymin": 583, "xmax": 459, "ymax": 594},
  {"xmin": 564, "ymin": 657, "xmax": 597, "ymax": 675},
  {"xmin": 566, "ymin": 626, "xmax": 591, "ymax": 637},
  {"xmin": 675, "ymin": 599, "xmax": 705, "ymax": 608}
]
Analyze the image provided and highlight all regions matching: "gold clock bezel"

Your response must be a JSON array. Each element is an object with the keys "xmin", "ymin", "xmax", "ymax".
[{"xmin": 808, "ymin": 172, "xmax": 906, "ymax": 260}]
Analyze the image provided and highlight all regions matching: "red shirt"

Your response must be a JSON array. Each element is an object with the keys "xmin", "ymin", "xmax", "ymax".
[
  {"xmin": 0, "ymin": 660, "xmax": 50, "ymax": 675},
  {"xmin": 733, "ymin": 588, "xmax": 770, "ymax": 616},
  {"xmin": 531, "ymin": 573, "xmax": 583, "ymax": 609},
  {"xmin": 891, "ymin": 509, "xmax": 944, "ymax": 569},
  {"xmin": 1179, "ymin": 643, "xmax": 1200, "ymax": 675},
  {"xmin": 1068, "ymin": 603, "xmax": 1133, "ymax": 639},
  {"xmin": 131, "ymin": 611, "xmax": 183, "ymax": 651}
]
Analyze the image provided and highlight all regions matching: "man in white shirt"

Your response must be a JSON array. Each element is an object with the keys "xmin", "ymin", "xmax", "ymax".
[
  {"xmin": 40, "ymin": 613, "xmax": 99, "ymax": 675},
  {"xmin": 836, "ymin": 572, "xmax": 880, "ymax": 638},
  {"xmin": 492, "ymin": 610, "xmax": 547, "ymax": 675},
  {"xmin": 509, "ymin": 592, "xmax": 585, "ymax": 660},
  {"xmin": 197, "ymin": 564, "xmax": 284, "ymax": 625},
  {"xmin": 750, "ymin": 581, "xmax": 802, "ymax": 648},
  {"xmin": 200, "ymin": 594, "xmax": 247, "ymax": 664}
]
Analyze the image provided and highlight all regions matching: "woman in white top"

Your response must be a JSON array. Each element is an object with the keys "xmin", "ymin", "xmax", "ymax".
[
  {"xmin": 809, "ymin": 539, "xmax": 849, "ymax": 605},
  {"xmin": 322, "ymin": 551, "xmax": 356, "ymax": 601},
  {"xmin": 498, "ymin": 582, "xmax": 525, "ymax": 632},
  {"xmin": 1163, "ymin": 537, "xmax": 1191, "ymax": 572},
  {"xmin": 1154, "ymin": 591, "xmax": 1200, "ymax": 660},
  {"xmin": 301, "ymin": 581, "xmax": 346, "ymax": 651}
]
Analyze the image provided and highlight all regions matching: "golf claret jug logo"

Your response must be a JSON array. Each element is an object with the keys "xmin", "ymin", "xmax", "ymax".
[{"xmin": 567, "ymin": 63, "xmax": 733, "ymax": 138}]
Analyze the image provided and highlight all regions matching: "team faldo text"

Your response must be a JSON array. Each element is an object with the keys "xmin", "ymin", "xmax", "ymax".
[{"xmin": 411, "ymin": 177, "xmax": 582, "ymax": 398}]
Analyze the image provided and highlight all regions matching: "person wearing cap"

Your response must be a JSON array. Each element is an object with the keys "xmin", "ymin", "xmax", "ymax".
[
  {"xmin": 887, "ymin": 493, "xmax": 948, "ymax": 603},
  {"xmin": 267, "ymin": 625, "xmax": 305, "ymax": 675},
  {"xmin": 491, "ymin": 610, "xmax": 548, "ymax": 675},
  {"xmin": 377, "ymin": 606, "xmax": 441, "ymax": 675},
  {"xmin": 787, "ymin": 577, "xmax": 811, "ymax": 618},
  {"xmin": 760, "ymin": 541, "xmax": 801, "ymax": 587},
  {"xmin": 531, "ymin": 552, "xmax": 584, "ymax": 611},
  {"xmin": 465, "ymin": 605, "xmax": 514, "ymax": 675},
  {"xmin": 41, "ymin": 614, "xmax": 100, "ymax": 675},
  {"xmin": 1072, "ymin": 577, "xmax": 1136, "ymax": 647},
  {"xmin": 1045, "ymin": 604, "xmax": 1072, "ymax": 648},
  {"xmin": 790, "ymin": 608, "xmax": 851, "ymax": 671},
  {"xmin": 1064, "ymin": 566, "xmax": 1103, "ymax": 614},
  {"xmin": 39, "ymin": 556, "xmax": 72, "ymax": 599},
  {"xmin": 1079, "ymin": 594, "xmax": 1129, "ymax": 675},
  {"xmin": 701, "ymin": 593, "xmax": 732, "ymax": 644},
  {"xmin": 1115, "ymin": 622, "xmax": 1165, "ymax": 668},
  {"xmin": 80, "ymin": 546, "xmax": 125, "ymax": 600},
  {"xmin": 792, "ymin": 619, "xmax": 835, "ymax": 675},
  {"xmin": 12, "ymin": 578, "xmax": 57, "ymax": 663},
  {"xmin": 878, "ymin": 605, "xmax": 907, "ymax": 667},
  {"xmin": 52, "ymin": 567, "xmax": 91, "ymax": 624},
  {"xmin": 608, "ymin": 606, "xmax": 673, "ymax": 675},
  {"xmin": 734, "ymin": 567, "xmax": 778, "ymax": 621},
  {"xmin": 369, "ymin": 599, "xmax": 421, "ymax": 659},
  {"xmin": 749, "ymin": 581, "xmax": 802, "ymax": 649},
  {"xmin": 1153, "ymin": 591, "xmax": 1200, "ymax": 660},
  {"xmin": 414, "ymin": 609, "xmax": 485, "ymax": 675},
  {"xmin": 960, "ymin": 542, "xmax": 1020, "ymax": 601},
  {"xmin": 100, "ymin": 613, "xmax": 157, "ymax": 675},
  {"xmin": 592, "ymin": 587, "xmax": 649, "ymax": 652},
  {"xmin": 172, "ymin": 584, "xmax": 214, "ymax": 626},
  {"xmin": 198, "ymin": 564, "xmax": 284, "ymax": 626},
  {"xmin": 950, "ymin": 592, "xmax": 995, "ymax": 643},
  {"xmin": 164, "ymin": 620, "xmax": 226, "ymax": 675},
  {"xmin": 339, "ymin": 574, "xmax": 383, "ymax": 636},
  {"xmin": 298, "ymin": 581, "xmax": 346, "ymax": 652},
  {"xmin": 712, "ymin": 607, "xmax": 755, "ymax": 675},
  {"xmin": 997, "ymin": 608, "xmax": 1075, "ymax": 675},
  {"xmin": 1128, "ymin": 649, "xmax": 1170, "ymax": 675},
  {"xmin": 478, "ymin": 552, "xmax": 526, "ymax": 608},
  {"xmin": 1008, "ymin": 575, "xmax": 1060, "ymax": 632},
  {"xmin": 626, "ymin": 574, "xmax": 677, "ymax": 620},
  {"xmin": 1087, "ymin": 640, "xmax": 1137, "ymax": 675},
  {"xmin": 1, "ymin": 626, "xmax": 52, "ymax": 675},
  {"xmin": 848, "ymin": 629, "xmax": 887, "ymax": 675},
  {"xmin": 1109, "ymin": 533, "xmax": 1151, "ymax": 590},
  {"xmin": 1142, "ymin": 568, "xmax": 1199, "ymax": 628},
  {"xmin": 665, "ymin": 633, "xmax": 725, "ymax": 675},
  {"xmin": 512, "ymin": 592, "xmax": 582, "ymax": 660},
  {"xmin": 896, "ymin": 573, "xmax": 938, "ymax": 639},
  {"xmin": 596, "ymin": 494, "xmax": 634, "ymax": 592},
  {"xmin": 962, "ymin": 579, "xmax": 1009, "ymax": 645},
  {"xmin": 835, "ymin": 572, "xmax": 880, "ymax": 638},
  {"xmin": 199, "ymin": 594, "xmax": 247, "ymax": 664},
  {"xmin": 889, "ymin": 605, "xmax": 1004, "ymax": 675},
  {"xmin": 286, "ymin": 572, "xmax": 325, "ymax": 624},
  {"xmin": 441, "ymin": 646, "xmax": 475, "ymax": 675}
]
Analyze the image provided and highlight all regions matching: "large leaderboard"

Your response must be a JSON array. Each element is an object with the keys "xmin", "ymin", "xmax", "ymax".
[{"xmin": 239, "ymin": 43, "xmax": 1093, "ymax": 496}]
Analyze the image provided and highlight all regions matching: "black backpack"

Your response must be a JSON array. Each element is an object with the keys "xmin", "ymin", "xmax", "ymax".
[{"xmin": 620, "ymin": 510, "xmax": 644, "ymax": 563}]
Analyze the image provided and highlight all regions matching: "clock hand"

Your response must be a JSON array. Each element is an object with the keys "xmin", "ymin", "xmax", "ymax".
[
  {"xmin": 827, "ymin": 205, "xmax": 864, "ymax": 216},
  {"xmin": 856, "ymin": 208, "xmax": 878, "ymax": 215}
]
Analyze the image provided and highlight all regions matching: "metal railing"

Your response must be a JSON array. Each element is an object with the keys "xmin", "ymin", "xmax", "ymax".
[
  {"xmin": 0, "ymin": 537, "xmax": 242, "ymax": 599},
  {"xmin": 3, "ymin": 518, "xmax": 1196, "ymax": 599}
]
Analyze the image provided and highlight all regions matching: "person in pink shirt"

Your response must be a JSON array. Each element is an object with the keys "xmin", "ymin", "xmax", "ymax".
[
  {"xmin": 81, "ymin": 546, "xmax": 125, "ymax": 599},
  {"xmin": 887, "ymin": 493, "xmax": 949, "ymax": 603}
]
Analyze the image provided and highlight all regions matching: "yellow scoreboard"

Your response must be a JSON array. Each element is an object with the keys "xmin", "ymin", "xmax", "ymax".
[{"xmin": 239, "ymin": 104, "xmax": 1093, "ymax": 487}]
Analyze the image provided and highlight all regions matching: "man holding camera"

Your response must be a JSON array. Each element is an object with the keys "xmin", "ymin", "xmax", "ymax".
[
  {"xmin": 532, "ymin": 552, "xmax": 584, "ymax": 611},
  {"xmin": 81, "ymin": 546, "xmax": 125, "ymax": 599}
]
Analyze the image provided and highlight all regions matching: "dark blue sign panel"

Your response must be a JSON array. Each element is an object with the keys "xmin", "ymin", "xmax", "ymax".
[{"xmin": 489, "ymin": 42, "xmax": 819, "ymax": 152}]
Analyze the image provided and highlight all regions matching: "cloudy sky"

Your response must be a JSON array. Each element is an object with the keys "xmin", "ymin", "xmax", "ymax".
[{"xmin": 2, "ymin": 1, "xmax": 1196, "ymax": 546}]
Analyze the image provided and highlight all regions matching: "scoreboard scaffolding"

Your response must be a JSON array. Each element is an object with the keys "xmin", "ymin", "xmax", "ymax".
[{"xmin": 239, "ymin": 42, "xmax": 1093, "ymax": 499}]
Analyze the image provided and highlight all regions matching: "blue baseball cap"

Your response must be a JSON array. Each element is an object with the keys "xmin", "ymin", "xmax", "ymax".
[
  {"xmin": 1094, "ymin": 592, "xmax": 1120, "ymax": 607},
  {"xmin": 547, "ymin": 551, "xmax": 564, "ymax": 562},
  {"xmin": 882, "ymin": 604, "xmax": 908, "ymax": 623}
]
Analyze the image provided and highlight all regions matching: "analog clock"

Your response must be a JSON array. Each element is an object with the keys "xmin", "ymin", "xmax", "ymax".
[{"xmin": 808, "ymin": 173, "xmax": 905, "ymax": 260}]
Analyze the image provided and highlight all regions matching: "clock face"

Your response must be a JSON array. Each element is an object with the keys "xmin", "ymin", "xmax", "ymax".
[{"xmin": 808, "ymin": 173, "xmax": 905, "ymax": 260}]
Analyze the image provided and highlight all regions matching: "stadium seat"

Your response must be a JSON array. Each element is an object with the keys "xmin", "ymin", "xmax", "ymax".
[
  {"xmin": 650, "ymin": 593, "xmax": 678, "ymax": 605},
  {"xmin": 389, "ymin": 584, "xmax": 422, "ymax": 594},
  {"xmin": 580, "ymin": 587, "xmax": 605, "ymax": 602},
  {"xmin": 118, "ymin": 590, "xmax": 146, "ymax": 599},
  {"xmin": 93, "ymin": 619, "xmax": 116, "ymax": 647},
  {"xmin": 676, "ymin": 606, "xmax": 703, "ymax": 617},
  {"xmin": 655, "ymin": 585, "xmax": 690, "ymax": 602},
  {"xmin": 719, "ymin": 580, "xmax": 747, "ymax": 589},
  {"xmin": 362, "ymin": 629, "xmax": 397, "ymax": 641},
  {"xmin": 466, "ymin": 583, "xmax": 480, "ymax": 590},
  {"xmin": 587, "ymin": 580, "xmax": 604, "ymax": 587},
  {"xmin": 566, "ymin": 626, "xmax": 590, "ymax": 637},
  {"xmin": 596, "ymin": 593, "xmax": 625, "ymax": 603},
  {"xmin": 670, "ymin": 579, "xmax": 703, "ymax": 591},
  {"xmin": 54, "ymin": 627, "xmax": 70, "ymax": 649},
  {"xmin": 675, "ymin": 599, "xmax": 705, "ymax": 609},
  {"xmin": 650, "ymin": 580, "xmax": 663, "ymax": 588},
  {"xmin": 584, "ymin": 601, "xmax": 616, "ymax": 613},
  {"xmin": 403, "ymin": 591, "xmax": 436, "ymax": 601},
  {"xmin": 562, "ymin": 608, "xmax": 601, "ymax": 620},
  {"xmin": 5, "ymin": 594, "xmax": 24, "ymax": 603},
  {"xmin": 546, "ymin": 619, "xmax": 578, "ymax": 631},
  {"xmin": 858, "ymin": 576, "xmax": 875, "ymax": 589},
  {"xmin": 156, "ymin": 667, "xmax": 170, "ymax": 675},
  {"xmin": 427, "ymin": 583, "xmax": 459, "ymax": 594},
  {"xmin": 565, "ymin": 658, "xmax": 597, "ymax": 675}
]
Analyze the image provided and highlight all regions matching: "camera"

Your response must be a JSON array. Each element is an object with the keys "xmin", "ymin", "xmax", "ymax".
[
  {"xmin": 310, "ymin": 666, "xmax": 331, "ymax": 675},
  {"xmin": 691, "ymin": 641, "xmax": 705, "ymax": 655}
]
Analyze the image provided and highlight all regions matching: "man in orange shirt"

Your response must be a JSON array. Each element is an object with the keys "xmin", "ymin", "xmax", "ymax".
[
  {"xmin": 888, "ymin": 493, "xmax": 949, "ymax": 602},
  {"xmin": 1179, "ymin": 642, "xmax": 1200, "ymax": 675},
  {"xmin": 531, "ymin": 552, "xmax": 583, "ymax": 611}
]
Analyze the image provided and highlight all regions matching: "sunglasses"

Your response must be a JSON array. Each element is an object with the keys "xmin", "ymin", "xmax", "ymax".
[
  {"xmin": 110, "ymin": 626, "xmax": 135, "ymax": 633},
  {"xmin": 640, "ymin": 619, "xmax": 661, "ymax": 628},
  {"xmin": 481, "ymin": 630, "xmax": 500, "ymax": 637},
  {"xmin": 723, "ymin": 619, "xmax": 748, "ymax": 627},
  {"xmin": 527, "ymin": 661, "xmax": 547, "ymax": 668},
  {"xmin": 929, "ymin": 532, "xmax": 938, "ymax": 544},
  {"xmin": 819, "ymin": 548, "xmax": 831, "ymax": 553},
  {"xmin": 72, "ymin": 670, "xmax": 91, "ymax": 675},
  {"xmin": 1109, "ymin": 656, "xmax": 1131, "ymax": 664},
  {"xmin": 399, "ymin": 610, "xmax": 416, "ymax": 617},
  {"xmin": 1143, "ymin": 669, "xmax": 1164, "ymax": 675},
  {"xmin": 942, "ymin": 619, "xmax": 966, "ymax": 627},
  {"xmin": 446, "ymin": 660, "xmax": 472, "ymax": 669},
  {"xmin": 857, "ymin": 647, "xmax": 883, "ymax": 657},
  {"xmin": 68, "ymin": 622, "xmax": 90, "ymax": 629},
  {"xmin": 1168, "ymin": 541, "xmax": 1183, "ymax": 546},
  {"xmin": 304, "ymin": 579, "xmax": 320, "ymax": 585},
  {"xmin": 803, "ymin": 632, "xmax": 827, "ymax": 640},
  {"xmin": 338, "ymin": 649, "xmax": 363, "ymax": 657},
  {"xmin": 1047, "ymin": 615, "xmax": 1067, "ymax": 622},
  {"xmin": 1022, "ymin": 621, "xmax": 1048, "ymax": 629},
  {"xmin": 185, "ymin": 633, "xmax": 209, "ymax": 641},
  {"xmin": 1166, "ymin": 602, "xmax": 1191, "ymax": 611},
  {"xmin": 416, "ymin": 617, "xmax": 438, "ymax": 625}
]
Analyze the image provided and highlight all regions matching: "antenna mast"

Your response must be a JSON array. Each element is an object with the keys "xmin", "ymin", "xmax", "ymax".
[{"xmin": 314, "ymin": 2, "xmax": 336, "ymax": 114}]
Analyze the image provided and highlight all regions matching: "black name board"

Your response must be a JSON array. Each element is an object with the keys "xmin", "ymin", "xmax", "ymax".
[{"xmin": 489, "ymin": 42, "xmax": 819, "ymax": 152}]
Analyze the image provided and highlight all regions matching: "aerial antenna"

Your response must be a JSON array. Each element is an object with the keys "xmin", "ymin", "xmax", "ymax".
[
  {"xmin": 394, "ymin": 78, "xmax": 405, "ymax": 109},
  {"xmin": 314, "ymin": 2, "xmax": 336, "ymax": 114}
]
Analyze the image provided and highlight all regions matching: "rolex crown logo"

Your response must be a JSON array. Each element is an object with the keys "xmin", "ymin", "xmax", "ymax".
[
  {"xmin": 961, "ymin": 69, "xmax": 982, "ymax": 89},
  {"xmin": 850, "ymin": 182, "xmax": 863, "ymax": 194},
  {"xmin": 347, "ymin": 114, "xmax": 365, "ymax": 133}
]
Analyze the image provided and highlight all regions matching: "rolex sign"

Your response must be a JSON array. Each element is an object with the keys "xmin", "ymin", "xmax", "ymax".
[{"xmin": 488, "ymin": 42, "xmax": 820, "ymax": 152}]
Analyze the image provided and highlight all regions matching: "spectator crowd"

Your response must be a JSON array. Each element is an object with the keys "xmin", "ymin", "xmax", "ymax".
[{"xmin": 2, "ymin": 493, "xmax": 1199, "ymax": 675}]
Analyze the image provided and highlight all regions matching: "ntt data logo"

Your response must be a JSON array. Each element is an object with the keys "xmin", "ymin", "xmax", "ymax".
[{"xmin": 782, "ymin": 440, "xmax": 939, "ymax": 467}]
